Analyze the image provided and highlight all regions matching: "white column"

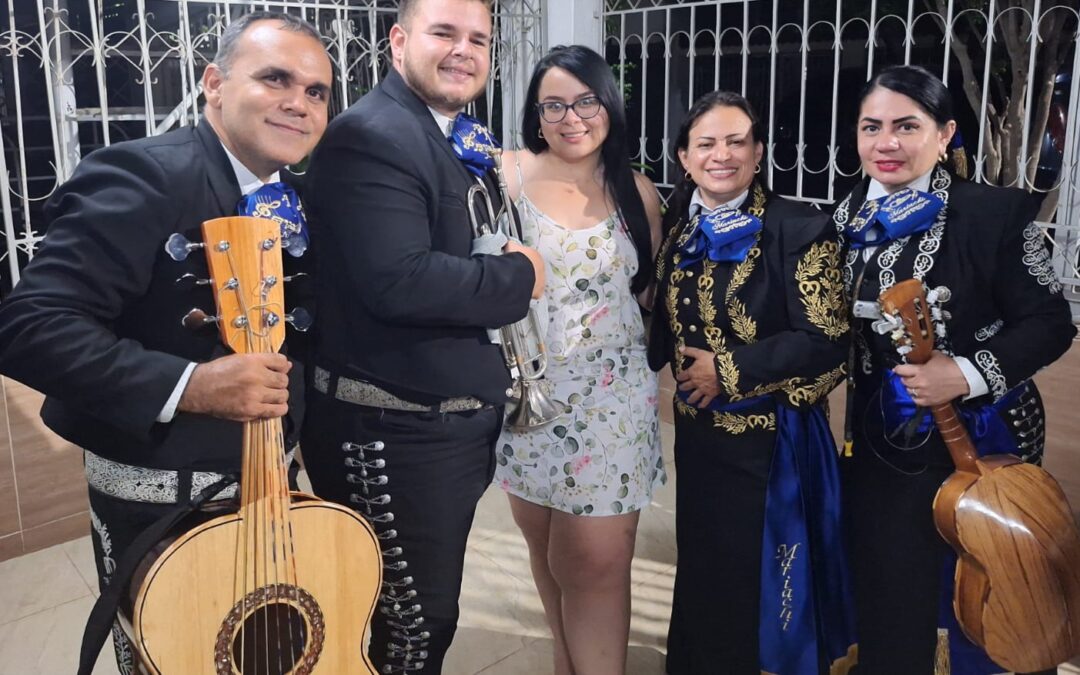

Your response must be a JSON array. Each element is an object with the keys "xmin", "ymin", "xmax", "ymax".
[{"xmin": 544, "ymin": 0, "xmax": 603, "ymax": 52}]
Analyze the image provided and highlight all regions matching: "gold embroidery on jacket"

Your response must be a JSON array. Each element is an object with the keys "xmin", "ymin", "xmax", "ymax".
[
  {"xmin": 712, "ymin": 411, "xmax": 777, "ymax": 434},
  {"xmin": 725, "ymin": 184, "xmax": 767, "ymax": 344},
  {"xmin": 675, "ymin": 398, "xmax": 698, "ymax": 419},
  {"xmin": 795, "ymin": 240, "xmax": 849, "ymax": 340}
]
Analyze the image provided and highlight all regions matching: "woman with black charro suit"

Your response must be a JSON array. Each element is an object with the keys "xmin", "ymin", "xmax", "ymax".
[
  {"xmin": 649, "ymin": 90, "xmax": 856, "ymax": 674},
  {"xmin": 835, "ymin": 64, "xmax": 1076, "ymax": 675}
]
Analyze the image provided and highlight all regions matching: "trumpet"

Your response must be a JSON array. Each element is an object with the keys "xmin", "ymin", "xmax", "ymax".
[{"xmin": 467, "ymin": 149, "xmax": 567, "ymax": 430}]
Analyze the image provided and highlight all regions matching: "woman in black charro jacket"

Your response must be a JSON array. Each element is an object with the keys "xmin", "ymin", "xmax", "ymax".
[
  {"xmin": 650, "ymin": 91, "xmax": 855, "ymax": 675},
  {"xmin": 836, "ymin": 64, "xmax": 1076, "ymax": 675}
]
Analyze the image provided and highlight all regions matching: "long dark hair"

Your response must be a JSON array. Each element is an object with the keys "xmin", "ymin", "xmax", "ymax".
[
  {"xmin": 662, "ymin": 91, "xmax": 768, "ymax": 235},
  {"xmin": 521, "ymin": 45, "xmax": 653, "ymax": 295}
]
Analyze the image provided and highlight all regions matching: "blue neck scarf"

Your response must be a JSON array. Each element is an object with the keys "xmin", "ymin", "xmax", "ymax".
[
  {"xmin": 677, "ymin": 207, "xmax": 763, "ymax": 269},
  {"xmin": 845, "ymin": 186, "xmax": 944, "ymax": 249},
  {"xmin": 236, "ymin": 182, "xmax": 308, "ymax": 257},
  {"xmin": 449, "ymin": 113, "xmax": 499, "ymax": 177}
]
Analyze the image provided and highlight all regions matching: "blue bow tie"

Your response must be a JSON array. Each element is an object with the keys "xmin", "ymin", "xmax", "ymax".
[
  {"xmin": 237, "ymin": 182, "xmax": 308, "ymax": 257},
  {"xmin": 845, "ymin": 187, "xmax": 944, "ymax": 249},
  {"xmin": 449, "ymin": 114, "xmax": 499, "ymax": 177},
  {"xmin": 677, "ymin": 207, "xmax": 763, "ymax": 268}
]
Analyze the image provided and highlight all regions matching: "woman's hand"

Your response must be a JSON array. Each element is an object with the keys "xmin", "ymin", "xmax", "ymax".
[
  {"xmin": 893, "ymin": 350, "xmax": 970, "ymax": 407},
  {"xmin": 676, "ymin": 346, "xmax": 721, "ymax": 409}
]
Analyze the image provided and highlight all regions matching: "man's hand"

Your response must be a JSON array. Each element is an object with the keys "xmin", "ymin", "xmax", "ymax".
[
  {"xmin": 676, "ymin": 346, "xmax": 722, "ymax": 409},
  {"xmin": 505, "ymin": 239, "xmax": 546, "ymax": 299},
  {"xmin": 893, "ymin": 350, "xmax": 970, "ymax": 407},
  {"xmin": 178, "ymin": 353, "xmax": 291, "ymax": 421}
]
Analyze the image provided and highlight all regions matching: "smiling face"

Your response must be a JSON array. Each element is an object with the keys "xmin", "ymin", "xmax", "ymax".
[
  {"xmin": 202, "ymin": 20, "xmax": 332, "ymax": 181},
  {"xmin": 857, "ymin": 86, "xmax": 956, "ymax": 192},
  {"xmin": 677, "ymin": 104, "xmax": 763, "ymax": 209},
  {"xmin": 536, "ymin": 67, "xmax": 609, "ymax": 163},
  {"xmin": 390, "ymin": 0, "xmax": 492, "ymax": 116}
]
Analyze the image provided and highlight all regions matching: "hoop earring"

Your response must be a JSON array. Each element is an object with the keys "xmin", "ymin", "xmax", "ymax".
[
  {"xmin": 755, "ymin": 163, "xmax": 762, "ymax": 174},
  {"xmin": 684, "ymin": 171, "xmax": 692, "ymax": 181},
  {"xmin": 538, "ymin": 127, "xmax": 544, "ymax": 139}
]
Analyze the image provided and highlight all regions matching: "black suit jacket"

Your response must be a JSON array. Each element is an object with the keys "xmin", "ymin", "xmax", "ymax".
[
  {"xmin": 649, "ymin": 190, "xmax": 850, "ymax": 415},
  {"xmin": 0, "ymin": 121, "xmax": 309, "ymax": 472},
  {"xmin": 304, "ymin": 68, "xmax": 534, "ymax": 405},
  {"xmin": 838, "ymin": 169, "xmax": 1076, "ymax": 464}
]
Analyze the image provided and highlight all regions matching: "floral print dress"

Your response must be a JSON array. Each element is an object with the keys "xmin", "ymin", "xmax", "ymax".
[{"xmin": 494, "ymin": 190, "xmax": 666, "ymax": 516}]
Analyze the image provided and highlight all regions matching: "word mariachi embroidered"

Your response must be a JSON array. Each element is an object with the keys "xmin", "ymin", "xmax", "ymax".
[{"xmin": 777, "ymin": 542, "xmax": 801, "ymax": 631}]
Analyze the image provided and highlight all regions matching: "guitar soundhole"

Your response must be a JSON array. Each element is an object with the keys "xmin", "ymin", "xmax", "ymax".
[
  {"xmin": 232, "ymin": 602, "xmax": 307, "ymax": 675},
  {"xmin": 216, "ymin": 583, "xmax": 325, "ymax": 675}
]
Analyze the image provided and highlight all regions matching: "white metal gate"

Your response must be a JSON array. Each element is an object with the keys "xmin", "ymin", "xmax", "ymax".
[
  {"xmin": 603, "ymin": 0, "xmax": 1080, "ymax": 312},
  {"xmin": 0, "ymin": 0, "xmax": 545, "ymax": 290}
]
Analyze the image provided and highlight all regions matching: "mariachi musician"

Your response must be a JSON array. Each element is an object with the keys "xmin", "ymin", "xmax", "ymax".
[
  {"xmin": 835, "ymin": 64, "xmax": 1076, "ymax": 674},
  {"xmin": 649, "ymin": 90, "xmax": 855, "ymax": 674},
  {"xmin": 0, "ymin": 13, "xmax": 331, "ymax": 672},
  {"xmin": 298, "ymin": 0, "xmax": 545, "ymax": 672}
]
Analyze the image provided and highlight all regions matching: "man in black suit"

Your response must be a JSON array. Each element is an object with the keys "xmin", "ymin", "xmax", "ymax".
[
  {"xmin": 0, "ymin": 12, "xmax": 331, "ymax": 671},
  {"xmin": 300, "ymin": 0, "xmax": 544, "ymax": 671}
]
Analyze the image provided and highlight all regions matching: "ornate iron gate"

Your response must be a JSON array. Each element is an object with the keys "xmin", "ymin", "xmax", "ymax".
[
  {"xmin": 0, "ymin": 0, "xmax": 545, "ymax": 291},
  {"xmin": 603, "ymin": 0, "xmax": 1080, "ymax": 311}
]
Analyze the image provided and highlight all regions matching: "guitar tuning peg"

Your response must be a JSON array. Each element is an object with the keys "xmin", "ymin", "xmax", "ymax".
[
  {"xmin": 174, "ymin": 273, "xmax": 211, "ymax": 291},
  {"xmin": 283, "ymin": 272, "xmax": 309, "ymax": 283},
  {"xmin": 165, "ymin": 233, "xmax": 205, "ymax": 262},
  {"xmin": 927, "ymin": 285, "xmax": 952, "ymax": 304},
  {"xmin": 181, "ymin": 308, "xmax": 219, "ymax": 330},
  {"xmin": 285, "ymin": 307, "xmax": 313, "ymax": 332},
  {"xmin": 282, "ymin": 234, "xmax": 308, "ymax": 258}
]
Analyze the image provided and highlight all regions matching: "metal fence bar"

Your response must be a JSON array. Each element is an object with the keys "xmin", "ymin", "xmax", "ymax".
[
  {"xmin": 0, "ymin": 0, "xmax": 545, "ymax": 290},
  {"xmin": 601, "ymin": 0, "xmax": 1079, "ymax": 310}
]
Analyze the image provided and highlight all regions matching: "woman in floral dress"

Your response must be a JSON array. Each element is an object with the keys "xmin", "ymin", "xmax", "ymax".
[{"xmin": 492, "ymin": 45, "xmax": 665, "ymax": 675}]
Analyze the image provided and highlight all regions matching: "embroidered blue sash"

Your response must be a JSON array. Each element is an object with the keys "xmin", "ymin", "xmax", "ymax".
[
  {"xmin": 881, "ymin": 371, "xmax": 1022, "ymax": 455},
  {"xmin": 449, "ymin": 113, "xmax": 499, "ymax": 177},
  {"xmin": 677, "ymin": 389, "xmax": 857, "ymax": 673},
  {"xmin": 759, "ymin": 404, "xmax": 857, "ymax": 675},
  {"xmin": 237, "ymin": 182, "xmax": 308, "ymax": 257},
  {"xmin": 845, "ymin": 188, "xmax": 944, "ymax": 249},
  {"xmin": 677, "ymin": 208, "xmax": 762, "ymax": 268}
]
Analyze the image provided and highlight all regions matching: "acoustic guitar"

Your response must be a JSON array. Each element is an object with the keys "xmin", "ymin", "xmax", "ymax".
[
  {"xmin": 878, "ymin": 278, "xmax": 1080, "ymax": 672},
  {"xmin": 126, "ymin": 216, "xmax": 382, "ymax": 674}
]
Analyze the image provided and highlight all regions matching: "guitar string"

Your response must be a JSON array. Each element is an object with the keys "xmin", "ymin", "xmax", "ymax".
[
  {"xmin": 257, "ymin": 237, "xmax": 300, "ymax": 674},
  {"xmin": 227, "ymin": 229, "xmax": 308, "ymax": 674}
]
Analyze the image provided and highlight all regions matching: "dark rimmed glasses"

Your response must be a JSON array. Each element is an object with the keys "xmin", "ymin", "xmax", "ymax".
[{"xmin": 536, "ymin": 96, "xmax": 603, "ymax": 124}]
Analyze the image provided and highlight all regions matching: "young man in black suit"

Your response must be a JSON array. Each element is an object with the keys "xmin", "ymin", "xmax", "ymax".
[
  {"xmin": 300, "ymin": 0, "xmax": 545, "ymax": 671},
  {"xmin": 0, "ymin": 12, "xmax": 332, "ymax": 671}
]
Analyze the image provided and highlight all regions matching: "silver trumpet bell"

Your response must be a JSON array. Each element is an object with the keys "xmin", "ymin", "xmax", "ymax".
[{"xmin": 466, "ymin": 150, "xmax": 567, "ymax": 430}]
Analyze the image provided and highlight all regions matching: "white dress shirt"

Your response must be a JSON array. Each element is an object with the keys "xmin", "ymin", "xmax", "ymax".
[
  {"xmin": 430, "ymin": 108, "xmax": 456, "ymax": 139},
  {"xmin": 156, "ymin": 142, "xmax": 281, "ymax": 423},
  {"xmin": 688, "ymin": 187, "xmax": 750, "ymax": 218}
]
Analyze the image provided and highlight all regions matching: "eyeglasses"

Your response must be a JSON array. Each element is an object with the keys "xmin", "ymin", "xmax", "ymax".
[{"xmin": 536, "ymin": 96, "xmax": 603, "ymax": 124}]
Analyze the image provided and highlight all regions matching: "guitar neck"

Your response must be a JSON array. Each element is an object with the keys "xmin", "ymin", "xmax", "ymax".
[
  {"xmin": 930, "ymin": 402, "xmax": 979, "ymax": 473},
  {"xmin": 240, "ymin": 416, "xmax": 291, "ymax": 512}
]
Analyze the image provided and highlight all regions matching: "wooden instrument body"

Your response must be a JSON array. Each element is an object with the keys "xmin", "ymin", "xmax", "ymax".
[
  {"xmin": 880, "ymin": 279, "xmax": 1080, "ymax": 672},
  {"xmin": 129, "ymin": 495, "xmax": 382, "ymax": 674},
  {"xmin": 933, "ymin": 455, "xmax": 1080, "ymax": 671},
  {"xmin": 123, "ymin": 217, "xmax": 383, "ymax": 674}
]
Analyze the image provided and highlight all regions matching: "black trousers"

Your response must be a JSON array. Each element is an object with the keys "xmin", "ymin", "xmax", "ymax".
[
  {"xmin": 301, "ymin": 390, "xmax": 501, "ymax": 674},
  {"xmin": 666, "ymin": 410, "xmax": 775, "ymax": 675}
]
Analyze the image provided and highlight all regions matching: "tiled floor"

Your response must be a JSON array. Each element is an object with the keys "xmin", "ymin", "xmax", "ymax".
[{"xmin": 0, "ymin": 421, "xmax": 1076, "ymax": 674}]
